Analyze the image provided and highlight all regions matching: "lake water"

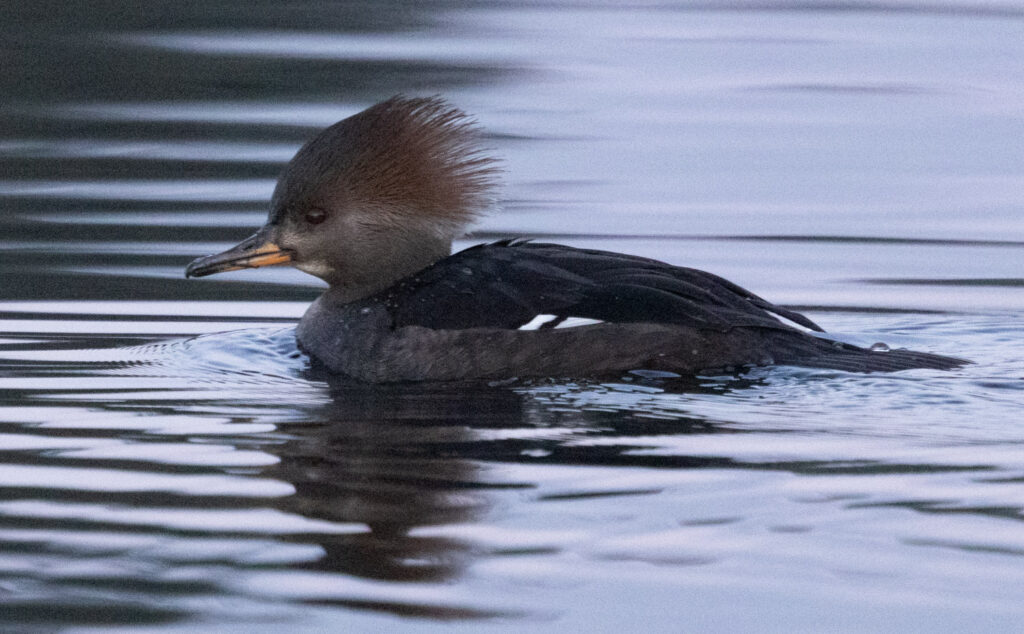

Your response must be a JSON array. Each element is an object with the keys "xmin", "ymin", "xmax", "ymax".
[{"xmin": 2, "ymin": 1, "xmax": 1023, "ymax": 631}]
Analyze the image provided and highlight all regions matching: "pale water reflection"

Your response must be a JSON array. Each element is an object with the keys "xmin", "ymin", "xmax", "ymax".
[{"xmin": 2, "ymin": 0, "xmax": 1024, "ymax": 631}]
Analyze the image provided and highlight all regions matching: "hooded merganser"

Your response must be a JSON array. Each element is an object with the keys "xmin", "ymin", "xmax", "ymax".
[{"xmin": 185, "ymin": 96, "xmax": 966, "ymax": 382}]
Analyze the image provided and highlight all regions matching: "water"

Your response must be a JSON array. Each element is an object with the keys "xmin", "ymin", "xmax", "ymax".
[{"xmin": 2, "ymin": 1, "xmax": 1024, "ymax": 631}]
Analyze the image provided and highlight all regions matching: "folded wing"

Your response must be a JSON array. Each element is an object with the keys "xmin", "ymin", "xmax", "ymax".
[{"xmin": 386, "ymin": 241, "xmax": 824, "ymax": 333}]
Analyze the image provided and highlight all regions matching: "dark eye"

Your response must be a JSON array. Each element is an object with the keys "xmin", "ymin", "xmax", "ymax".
[{"xmin": 304, "ymin": 208, "xmax": 327, "ymax": 225}]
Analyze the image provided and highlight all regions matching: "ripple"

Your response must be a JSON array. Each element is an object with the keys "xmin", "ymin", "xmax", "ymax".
[
  {"xmin": 28, "ymin": 210, "xmax": 265, "ymax": 227},
  {"xmin": 0, "ymin": 500, "xmax": 368, "ymax": 535},
  {"xmin": 0, "ymin": 179, "xmax": 273, "ymax": 202},
  {"xmin": 0, "ymin": 300, "xmax": 307, "ymax": 318},
  {"xmin": 0, "ymin": 464, "xmax": 291, "ymax": 497},
  {"xmin": 48, "ymin": 102, "xmax": 368, "ymax": 127},
  {"xmin": 114, "ymin": 31, "xmax": 526, "ymax": 65},
  {"xmin": 0, "ymin": 139, "xmax": 298, "ymax": 162}
]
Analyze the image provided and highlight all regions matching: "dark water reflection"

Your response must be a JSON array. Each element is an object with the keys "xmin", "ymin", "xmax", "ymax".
[
  {"xmin": 3, "ymin": 0, "xmax": 1024, "ymax": 631},
  {"xmin": 2, "ymin": 321, "xmax": 1024, "ymax": 628}
]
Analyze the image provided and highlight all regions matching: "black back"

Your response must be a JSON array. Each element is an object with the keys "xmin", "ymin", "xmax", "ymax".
[{"xmin": 374, "ymin": 241, "xmax": 824, "ymax": 334}]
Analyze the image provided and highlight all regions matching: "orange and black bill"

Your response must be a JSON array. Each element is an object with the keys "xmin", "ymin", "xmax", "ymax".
[{"xmin": 185, "ymin": 230, "xmax": 294, "ymax": 278}]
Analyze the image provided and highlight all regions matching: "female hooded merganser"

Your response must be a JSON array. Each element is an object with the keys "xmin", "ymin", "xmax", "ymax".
[{"xmin": 185, "ymin": 96, "xmax": 966, "ymax": 382}]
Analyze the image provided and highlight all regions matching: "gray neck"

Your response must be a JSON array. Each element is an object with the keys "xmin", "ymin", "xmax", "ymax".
[{"xmin": 321, "ymin": 230, "xmax": 452, "ymax": 304}]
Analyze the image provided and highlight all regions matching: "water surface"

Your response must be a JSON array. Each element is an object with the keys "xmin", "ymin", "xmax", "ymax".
[{"xmin": 2, "ymin": 1, "xmax": 1023, "ymax": 631}]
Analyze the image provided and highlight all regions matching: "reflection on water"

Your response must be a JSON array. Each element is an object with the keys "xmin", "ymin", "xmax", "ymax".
[
  {"xmin": 2, "ymin": 0, "xmax": 1024, "ymax": 630},
  {"xmin": 2, "ymin": 314, "xmax": 1023, "ymax": 628}
]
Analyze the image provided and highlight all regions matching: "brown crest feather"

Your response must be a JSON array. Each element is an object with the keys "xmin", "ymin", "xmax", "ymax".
[{"xmin": 271, "ymin": 95, "xmax": 500, "ymax": 228}]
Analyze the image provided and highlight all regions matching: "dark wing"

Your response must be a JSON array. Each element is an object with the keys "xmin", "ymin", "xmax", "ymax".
[{"xmin": 383, "ymin": 241, "xmax": 824, "ymax": 333}]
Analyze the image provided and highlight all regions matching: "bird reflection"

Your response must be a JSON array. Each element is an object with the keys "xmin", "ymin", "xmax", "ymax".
[
  {"xmin": 260, "ymin": 380, "xmax": 529, "ymax": 584},
  {"xmin": 257, "ymin": 374, "xmax": 748, "ymax": 589}
]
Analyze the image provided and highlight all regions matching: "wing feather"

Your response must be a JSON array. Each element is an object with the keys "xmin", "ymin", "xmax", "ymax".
[{"xmin": 387, "ymin": 241, "xmax": 824, "ymax": 333}]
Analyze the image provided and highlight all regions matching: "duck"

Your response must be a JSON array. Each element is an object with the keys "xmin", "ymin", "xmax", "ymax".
[{"xmin": 185, "ymin": 96, "xmax": 966, "ymax": 382}]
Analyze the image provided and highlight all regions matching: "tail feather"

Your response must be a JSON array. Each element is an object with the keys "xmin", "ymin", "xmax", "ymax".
[{"xmin": 765, "ymin": 332, "xmax": 969, "ymax": 373}]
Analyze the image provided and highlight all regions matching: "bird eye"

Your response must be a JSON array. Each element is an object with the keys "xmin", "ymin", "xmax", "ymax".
[{"xmin": 304, "ymin": 208, "xmax": 327, "ymax": 225}]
